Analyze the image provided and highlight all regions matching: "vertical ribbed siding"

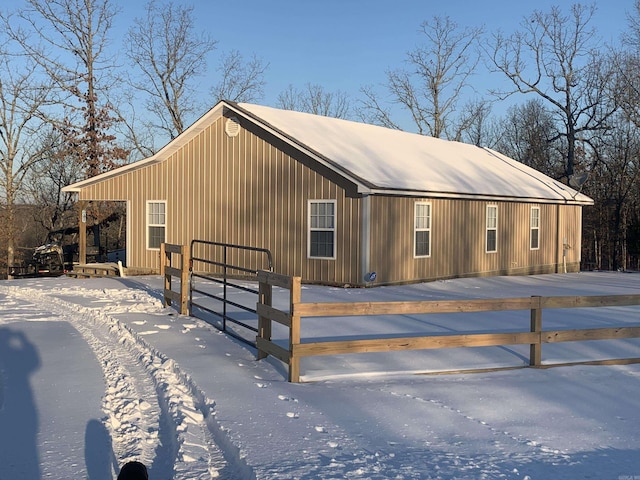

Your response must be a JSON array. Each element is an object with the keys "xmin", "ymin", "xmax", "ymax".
[
  {"xmin": 368, "ymin": 197, "xmax": 584, "ymax": 284},
  {"xmin": 82, "ymin": 114, "xmax": 361, "ymax": 283},
  {"xmin": 77, "ymin": 112, "xmax": 584, "ymax": 285}
]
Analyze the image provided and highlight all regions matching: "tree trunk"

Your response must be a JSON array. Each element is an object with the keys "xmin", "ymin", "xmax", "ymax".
[
  {"xmin": 6, "ymin": 202, "xmax": 16, "ymax": 279},
  {"xmin": 594, "ymin": 229, "xmax": 601, "ymax": 270}
]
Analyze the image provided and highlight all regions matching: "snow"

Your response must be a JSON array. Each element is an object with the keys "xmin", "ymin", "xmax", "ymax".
[
  {"xmin": 0, "ymin": 271, "xmax": 639, "ymax": 479},
  {"xmin": 237, "ymin": 103, "xmax": 592, "ymax": 204}
]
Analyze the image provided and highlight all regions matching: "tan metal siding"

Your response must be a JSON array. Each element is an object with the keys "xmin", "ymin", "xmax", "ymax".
[
  {"xmin": 369, "ymin": 198, "xmax": 584, "ymax": 284},
  {"xmin": 77, "ymin": 112, "xmax": 584, "ymax": 285},
  {"xmin": 81, "ymin": 114, "xmax": 361, "ymax": 283}
]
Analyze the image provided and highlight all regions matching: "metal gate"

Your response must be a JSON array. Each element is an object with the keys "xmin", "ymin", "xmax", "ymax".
[{"xmin": 189, "ymin": 240, "xmax": 273, "ymax": 347}]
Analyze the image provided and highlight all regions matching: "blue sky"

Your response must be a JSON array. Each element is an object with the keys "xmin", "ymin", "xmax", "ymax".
[
  {"xmin": 184, "ymin": 0, "xmax": 631, "ymax": 103},
  {"xmin": 3, "ymin": 0, "xmax": 636, "ymax": 131}
]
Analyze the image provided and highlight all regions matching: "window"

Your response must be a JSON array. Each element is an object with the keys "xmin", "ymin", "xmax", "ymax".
[
  {"xmin": 530, "ymin": 206, "xmax": 540, "ymax": 250},
  {"xmin": 414, "ymin": 202, "xmax": 431, "ymax": 257},
  {"xmin": 486, "ymin": 205, "xmax": 497, "ymax": 253},
  {"xmin": 147, "ymin": 201, "xmax": 166, "ymax": 250},
  {"xmin": 308, "ymin": 200, "xmax": 336, "ymax": 259}
]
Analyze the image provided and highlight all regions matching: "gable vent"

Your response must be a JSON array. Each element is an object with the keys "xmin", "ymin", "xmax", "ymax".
[{"xmin": 225, "ymin": 117, "xmax": 241, "ymax": 137}]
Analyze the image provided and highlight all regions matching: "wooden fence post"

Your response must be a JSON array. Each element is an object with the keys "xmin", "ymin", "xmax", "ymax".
[
  {"xmin": 160, "ymin": 243, "xmax": 171, "ymax": 308},
  {"xmin": 257, "ymin": 277, "xmax": 273, "ymax": 360},
  {"xmin": 530, "ymin": 295, "xmax": 542, "ymax": 366},
  {"xmin": 289, "ymin": 276, "xmax": 302, "ymax": 383}
]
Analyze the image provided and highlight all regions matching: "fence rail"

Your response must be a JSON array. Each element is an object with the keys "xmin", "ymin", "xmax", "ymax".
[
  {"xmin": 160, "ymin": 243, "xmax": 190, "ymax": 315},
  {"xmin": 255, "ymin": 270, "xmax": 640, "ymax": 382}
]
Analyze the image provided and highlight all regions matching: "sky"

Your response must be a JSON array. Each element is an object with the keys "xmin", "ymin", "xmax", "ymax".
[
  {"xmin": 0, "ymin": 271, "xmax": 639, "ymax": 479},
  {"xmin": 179, "ymin": 0, "xmax": 630, "ymax": 90},
  {"xmin": 1, "ymin": 0, "xmax": 636, "ymax": 132},
  {"xmin": 183, "ymin": 0, "xmax": 633, "ymax": 122}
]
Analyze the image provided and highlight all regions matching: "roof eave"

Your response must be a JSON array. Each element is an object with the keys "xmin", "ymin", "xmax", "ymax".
[{"xmin": 367, "ymin": 187, "xmax": 594, "ymax": 205}]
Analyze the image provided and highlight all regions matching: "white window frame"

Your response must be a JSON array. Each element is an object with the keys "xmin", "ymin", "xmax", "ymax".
[
  {"xmin": 530, "ymin": 206, "xmax": 541, "ymax": 250},
  {"xmin": 146, "ymin": 200, "xmax": 166, "ymax": 250},
  {"xmin": 486, "ymin": 205, "xmax": 498, "ymax": 253},
  {"xmin": 308, "ymin": 200, "xmax": 337, "ymax": 260},
  {"xmin": 414, "ymin": 202, "xmax": 432, "ymax": 258}
]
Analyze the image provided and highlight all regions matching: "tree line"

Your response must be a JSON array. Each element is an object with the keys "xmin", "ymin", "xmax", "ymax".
[{"xmin": 1, "ymin": 0, "xmax": 638, "ymax": 273}]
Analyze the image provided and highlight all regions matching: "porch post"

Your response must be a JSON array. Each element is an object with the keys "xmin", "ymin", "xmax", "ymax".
[{"xmin": 78, "ymin": 201, "xmax": 87, "ymax": 265}]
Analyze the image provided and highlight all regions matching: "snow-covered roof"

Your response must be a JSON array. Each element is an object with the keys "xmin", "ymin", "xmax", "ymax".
[
  {"xmin": 235, "ymin": 103, "xmax": 593, "ymax": 205},
  {"xmin": 64, "ymin": 100, "xmax": 592, "ymax": 205}
]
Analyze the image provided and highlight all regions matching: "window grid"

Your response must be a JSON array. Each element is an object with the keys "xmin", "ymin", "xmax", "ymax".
[
  {"xmin": 486, "ymin": 205, "xmax": 497, "ymax": 253},
  {"xmin": 414, "ymin": 202, "xmax": 431, "ymax": 257},
  {"xmin": 147, "ymin": 201, "xmax": 166, "ymax": 250},
  {"xmin": 530, "ymin": 207, "xmax": 540, "ymax": 250},
  {"xmin": 309, "ymin": 200, "xmax": 336, "ymax": 259}
]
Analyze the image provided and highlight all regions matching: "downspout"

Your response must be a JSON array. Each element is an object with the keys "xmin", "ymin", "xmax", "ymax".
[
  {"xmin": 554, "ymin": 203, "xmax": 560, "ymax": 273},
  {"xmin": 556, "ymin": 200, "xmax": 570, "ymax": 274},
  {"xmin": 361, "ymin": 194, "xmax": 371, "ymax": 285},
  {"xmin": 126, "ymin": 200, "xmax": 132, "ymax": 270}
]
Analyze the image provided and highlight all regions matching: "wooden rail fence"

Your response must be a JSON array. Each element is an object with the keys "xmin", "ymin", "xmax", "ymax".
[
  {"xmin": 160, "ymin": 243, "xmax": 190, "ymax": 315},
  {"xmin": 255, "ymin": 270, "xmax": 640, "ymax": 382}
]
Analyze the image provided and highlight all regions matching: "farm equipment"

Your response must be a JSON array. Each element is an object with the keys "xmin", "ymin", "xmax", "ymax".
[
  {"xmin": 8, "ymin": 226, "xmax": 81, "ymax": 278},
  {"xmin": 9, "ymin": 242, "xmax": 66, "ymax": 278}
]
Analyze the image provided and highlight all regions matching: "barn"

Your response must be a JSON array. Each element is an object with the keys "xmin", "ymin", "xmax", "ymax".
[{"xmin": 62, "ymin": 100, "xmax": 593, "ymax": 286}]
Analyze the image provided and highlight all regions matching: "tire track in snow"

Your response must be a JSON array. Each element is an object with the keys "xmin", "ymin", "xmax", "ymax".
[
  {"xmin": 0, "ymin": 290, "xmax": 158, "ymax": 468},
  {"xmin": 0, "ymin": 285, "xmax": 247, "ymax": 480}
]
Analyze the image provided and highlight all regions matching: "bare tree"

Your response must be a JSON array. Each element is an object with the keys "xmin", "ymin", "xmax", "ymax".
[
  {"xmin": 493, "ymin": 99, "xmax": 565, "ymax": 177},
  {"xmin": 583, "ymin": 113, "xmax": 640, "ymax": 270},
  {"xmin": 211, "ymin": 50, "xmax": 268, "ymax": 104},
  {"xmin": 125, "ymin": 0, "xmax": 217, "ymax": 141},
  {"xmin": 489, "ymin": 3, "xmax": 616, "ymax": 180},
  {"xmin": 456, "ymin": 99, "xmax": 493, "ymax": 146},
  {"xmin": 2, "ymin": 0, "xmax": 129, "ymax": 177},
  {"xmin": 359, "ymin": 16, "xmax": 483, "ymax": 138},
  {"xmin": 277, "ymin": 83, "xmax": 351, "ymax": 119},
  {"xmin": 615, "ymin": 2, "xmax": 640, "ymax": 130},
  {"xmin": 624, "ymin": 0, "xmax": 640, "ymax": 48},
  {"xmin": 614, "ymin": 51, "xmax": 640, "ymax": 129},
  {"xmin": 357, "ymin": 85, "xmax": 401, "ymax": 130},
  {"xmin": 0, "ymin": 55, "xmax": 54, "ymax": 270},
  {"xmin": 24, "ymin": 129, "xmax": 84, "ymax": 234}
]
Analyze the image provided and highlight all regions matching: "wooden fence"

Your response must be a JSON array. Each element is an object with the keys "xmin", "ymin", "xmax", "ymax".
[
  {"xmin": 255, "ymin": 270, "xmax": 640, "ymax": 382},
  {"xmin": 160, "ymin": 243, "xmax": 190, "ymax": 315}
]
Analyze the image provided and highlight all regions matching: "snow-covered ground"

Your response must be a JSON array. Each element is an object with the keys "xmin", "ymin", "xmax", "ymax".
[{"xmin": 0, "ymin": 271, "xmax": 639, "ymax": 479}]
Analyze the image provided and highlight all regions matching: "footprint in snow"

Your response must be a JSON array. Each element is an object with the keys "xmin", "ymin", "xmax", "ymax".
[
  {"xmin": 314, "ymin": 426, "xmax": 326, "ymax": 433},
  {"xmin": 286, "ymin": 412, "xmax": 299, "ymax": 419},
  {"xmin": 255, "ymin": 383, "xmax": 267, "ymax": 388},
  {"xmin": 154, "ymin": 324, "xmax": 170, "ymax": 330}
]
